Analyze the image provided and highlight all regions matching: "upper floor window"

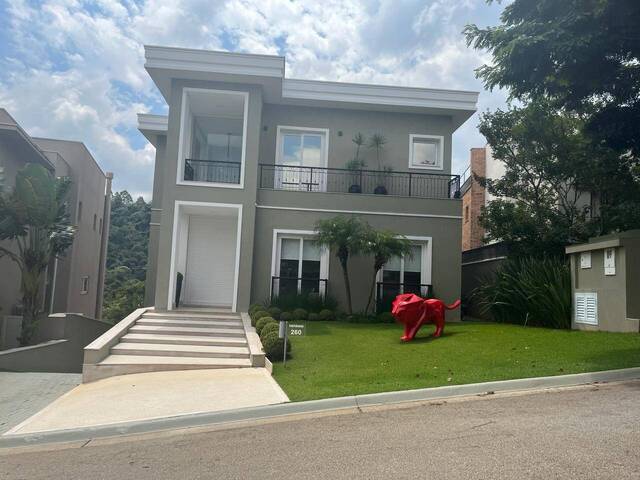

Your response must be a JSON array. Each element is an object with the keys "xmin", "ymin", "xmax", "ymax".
[
  {"xmin": 274, "ymin": 126, "xmax": 329, "ymax": 192},
  {"xmin": 178, "ymin": 88, "xmax": 248, "ymax": 187},
  {"xmin": 80, "ymin": 276, "xmax": 89, "ymax": 295},
  {"xmin": 409, "ymin": 134, "xmax": 444, "ymax": 170}
]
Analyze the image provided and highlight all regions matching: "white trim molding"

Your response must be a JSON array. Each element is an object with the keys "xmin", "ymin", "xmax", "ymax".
[
  {"xmin": 255, "ymin": 203, "xmax": 462, "ymax": 220},
  {"xmin": 168, "ymin": 200, "xmax": 243, "ymax": 312},
  {"xmin": 176, "ymin": 87, "xmax": 249, "ymax": 190},
  {"xmin": 409, "ymin": 134, "xmax": 444, "ymax": 171}
]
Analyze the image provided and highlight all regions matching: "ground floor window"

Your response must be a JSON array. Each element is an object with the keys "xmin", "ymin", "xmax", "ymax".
[
  {"xmin": 273, "ymin": 233, "xmax": 328, "ymax": 298},
  {"xmin": 377, "ymin": 242, "xmax": 430, "ymax": 311}
]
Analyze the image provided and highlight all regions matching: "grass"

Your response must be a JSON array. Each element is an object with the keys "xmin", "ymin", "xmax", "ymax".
[{"xmin": 272, "ymin": 321, "xmax": 640, "ymax": 401}]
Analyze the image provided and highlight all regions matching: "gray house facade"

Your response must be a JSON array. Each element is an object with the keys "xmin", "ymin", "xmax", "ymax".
[
  {"xmin": 139, "ymin": 46, "xmax": 478, "ymax": 318},
  {"xmin": 0, "ymin": 108, "xmax": 112, "ymax": 325}
]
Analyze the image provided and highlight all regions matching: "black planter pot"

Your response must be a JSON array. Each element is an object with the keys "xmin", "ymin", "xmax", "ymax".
[
  {"xmin": 374, "ymin": 185, "xmax": 388, "ymax": 195},
  {"xmin": 349, "ymin": 184, "xmax": 362, "ymax": 193}
]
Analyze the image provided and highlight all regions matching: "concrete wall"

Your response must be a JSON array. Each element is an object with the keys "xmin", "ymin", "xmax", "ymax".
[
  {"xmin": 145, "ymin": 136, "xmax": 167, "ymax": 306},
  {"xmin": 259, "ymin": 104, "xmax": 453, "ymax": 174},
  {"xmin": 0, "ymin": 313, "xmax": 111, "ymax": 372},
  {"xmin": 252, "ymin": 190, "xmax": 462, "ymax": 319}
]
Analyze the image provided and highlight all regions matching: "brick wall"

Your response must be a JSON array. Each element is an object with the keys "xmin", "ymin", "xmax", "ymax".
[{"xmin": 461, "ymin": 148, "xmax": 487, "ymax": 251}]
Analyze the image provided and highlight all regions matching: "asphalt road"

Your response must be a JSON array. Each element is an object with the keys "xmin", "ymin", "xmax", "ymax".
[{"xmin": 2, "ymin": 381, "xmax": 639, "ymax": 479}]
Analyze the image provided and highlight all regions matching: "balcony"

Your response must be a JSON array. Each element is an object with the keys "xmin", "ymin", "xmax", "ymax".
[
  {"xmin": 271, "ymin": 276, "xmax": 328, "ymax": 300},
  {"xmin": 184, "ymin": 159, "xmax": 241, "ymax": 184},
  {"xmin": 259, "ymin": 164, "xmax": 461, "ymax": 199}
]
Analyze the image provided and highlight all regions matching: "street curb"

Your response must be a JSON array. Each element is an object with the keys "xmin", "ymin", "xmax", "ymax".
[{"xmin": 2, "ymin": 366, "xmax": 640, "ymax": 449}]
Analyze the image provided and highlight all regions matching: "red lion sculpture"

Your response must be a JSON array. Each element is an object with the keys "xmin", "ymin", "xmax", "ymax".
[{"xmin": 391, "ymin": 293, "xmax": 461, "ymax": 342}]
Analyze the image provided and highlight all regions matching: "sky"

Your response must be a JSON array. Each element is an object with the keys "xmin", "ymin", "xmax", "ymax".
[{"xmin": 0, "ymin": 0, "xmax": 508, "ymax": 199}]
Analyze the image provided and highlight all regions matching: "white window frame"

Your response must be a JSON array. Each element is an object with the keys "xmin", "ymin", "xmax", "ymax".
[
  {"xmin": 376, "ymin": 236, "xmax": 433, "ymax": 297},
  {"xmin": 580, "ymin": 251, "xmax": 592, "ymax": 269},
  {"xmin": 270, "ymin": 229, "xmax": 330, "ymax": 297},
  {"xmin": 275, "ymin": 126, "xmax": 329, "ymax": 191},
  {"xmin": 80, "ymin": 276, "xmax": 89, "ymax": 295},
  {"xmin": 604, "ymin": 248, "xmax": 616, "ymax": 276},
  {"xmin": 409, "ymin": 134, "xmax": 444, "ymax": 171},
  {"xmin": 176, "ymin": 87, "xmax": 249, "ymax": 189},
  {"xmin": 575, "ymin": 292, "xmax": 598, "ymax": 325}
]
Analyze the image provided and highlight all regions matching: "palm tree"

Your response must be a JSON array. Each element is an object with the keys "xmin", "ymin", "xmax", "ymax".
[
  {"xmin": 368, "ymin": 133, "xmax": 387, "ymax": 171},
  {"xmin": 315, "ymin": 216, "xmax": 370, "ymax": 314},
  {"xmin": 0, "ymin": 164, "xmax": 75, "ymax": 345},
  {"xmin": 364, "ymin": 230, "xmax": 413, "ymax": 314}
]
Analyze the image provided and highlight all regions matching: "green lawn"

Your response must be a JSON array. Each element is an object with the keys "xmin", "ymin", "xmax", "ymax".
[{"xmin": 272, "ymin": 321, "xmax": 640, "ymax": 401}]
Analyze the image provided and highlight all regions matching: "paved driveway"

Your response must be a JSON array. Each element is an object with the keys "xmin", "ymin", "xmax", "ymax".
[
  {"xmin": 1, "ymin": 381, "xmax": 639, "ymax": 479},
  {"xmin": 0, "ymin": 372, "xmax": 81, "ymax": 434}
]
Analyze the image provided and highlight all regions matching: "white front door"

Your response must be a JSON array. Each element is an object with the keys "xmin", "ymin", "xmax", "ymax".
[{"xmin": 184, "ymin": 215, "xmax": 237, "ymax": 307}]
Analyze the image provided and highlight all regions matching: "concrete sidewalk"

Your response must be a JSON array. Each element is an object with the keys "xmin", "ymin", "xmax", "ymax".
[
  {"xmin": 0, "ymin": 372, "xmax": 81, "ymax": 434},
  {"xmin": 5, "ymin": 368, "xmax": 288, "ymax": 435}
]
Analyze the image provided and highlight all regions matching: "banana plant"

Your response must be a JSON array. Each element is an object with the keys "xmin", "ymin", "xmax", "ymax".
[{"xmin": 0, "ymin": 164, "xmax": 75, "ymax": 345}]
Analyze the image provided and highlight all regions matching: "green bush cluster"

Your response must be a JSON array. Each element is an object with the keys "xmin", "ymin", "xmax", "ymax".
[
  {"xmin": 261, "ymin": 331, "xmax": 291, "ymax": 361},
  {"xmin": 474, "ymin": 256, "xmax": 571, "ymax": 329},
  {"xmin": 268, "ymin": 292, "xmax": 338, "ymax": 313},
  {"xmin": 292, "ymin": 308, "xmax": 308, "ymax": 320},
  {"xmin": 256, "ymin": 316, "xmax": 277, "ymax": 336},
  {"xmin": 267, "ymin": 306, "xmax": 282, "ymax": 320},
  {"xmin": 318, "ymin": 309, "xmax": 335, "ymax": 321}
]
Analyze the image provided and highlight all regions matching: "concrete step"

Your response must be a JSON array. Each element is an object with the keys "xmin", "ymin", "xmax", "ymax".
[
  {"xmin": 129, "ymin": 324, "xmax": 247, "ymax": 337},
  {"xmin": 98, "ymin": 354, "xmax": 251, "ymax": 371},
  {"xmin": 137, "ymin": 318, "xmax": 244, "ymax": 329},
  {"xmin": 121, "ymin": 333, "xmax": 248, "ymax": 347},
  {"xmin": 111, "ymin": 342, "xmax": 250, "ymax": 359},
  {"xmin": 142, "ymin": 311, "xmax": 240, "ymax": 321}
]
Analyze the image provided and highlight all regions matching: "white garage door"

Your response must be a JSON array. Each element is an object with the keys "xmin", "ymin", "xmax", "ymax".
[{"xmin": 184, "ymin": 215, "xmax": 237, "ymax": 307}]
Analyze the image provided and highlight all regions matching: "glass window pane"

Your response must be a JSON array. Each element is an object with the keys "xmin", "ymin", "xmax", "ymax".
[
  {"xmin": 302, "ymin": 135, "xmax": 322, "ymax": 167},
  {"xmin": 404, "ymin": 245, "xmax": 422, "ymax": 272},
  {"xmin": 404, "ymin": 271, "xmax": 421, "ymax": 290},
  {"xmin": 282, "ymin": 134, "xmax": 302, "ymax": 166},
  {"xmin": 302, "ymin": 240, "xmax": 321, "ymax": 261},
  {"xmin": 413, "ymin": 139, "xmax": 438, "ymax": 167},
  {"xmin": 386, "ymin": 255, "xmax": 401, "ymax": 271},
  {"xmin": 280, "ymin": 238, "xmax": 300, "ymax": 260}
]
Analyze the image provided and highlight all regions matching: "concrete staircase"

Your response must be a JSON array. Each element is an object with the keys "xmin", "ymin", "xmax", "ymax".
[{"xmin": 83, "ymin": 309, "xmax": 262, "ymax": 382}]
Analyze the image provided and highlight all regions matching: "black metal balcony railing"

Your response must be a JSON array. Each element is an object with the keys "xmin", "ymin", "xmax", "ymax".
[
  {"xmin": 376, "ymin": 282, "xmax": 433, "ymax": 313},
  {"xmin": 259, "ymin": 164, "xmax": 460, "ymax": 199},
  {"xmin": 184, "ymin": 159, "xmax": 241, "ymax": 184},
  {"xmin": 271, "ymin": 276, "xmax": 328, "ymax": 300}
]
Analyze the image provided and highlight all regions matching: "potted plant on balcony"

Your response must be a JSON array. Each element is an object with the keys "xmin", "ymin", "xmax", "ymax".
[
  {"xmin": 368, "ymin": 133, "xmax": 389, "ymax": 195},
  {"xmin": 346, "ymin": 133, "xmax": 366, "ymax": 193}
]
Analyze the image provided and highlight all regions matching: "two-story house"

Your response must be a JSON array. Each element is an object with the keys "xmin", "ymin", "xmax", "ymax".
[{"xmin": 138, "ymin": 46, "xmax": 479, "ymax": 317}]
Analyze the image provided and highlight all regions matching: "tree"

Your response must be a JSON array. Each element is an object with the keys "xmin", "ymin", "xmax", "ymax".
[
  {"xmin": 103, "ymin": 191, "xmax": 151, "ymax": 322},
  {"xmin": 315, "ymin": 216, "xmax": 370, "ymax": 314},
  {"xmin": 0, "ymin": 164, "xmax": 74, "ymax": 345},
  {"xmin": 464, "ymin": 0, "xmax": 640, "ymax": 158},
  {"xmin": 363, "ymin": 230, "xmax": 412, "ymax": 314},
  {"xmin": 477, "ymin": 101, "xmax": 640, "ymax": 256}
]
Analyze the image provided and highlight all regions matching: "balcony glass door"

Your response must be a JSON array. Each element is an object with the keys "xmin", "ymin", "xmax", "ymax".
[{"xmin": 276, "ymin": 128, "xmax": 327, "ymax": 191}]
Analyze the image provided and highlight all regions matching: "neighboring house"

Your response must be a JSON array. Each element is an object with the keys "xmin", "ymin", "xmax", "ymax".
[
  {"xmin": 461, "ymin": 146, "xmax": 490, "ymax": 252},
  {"xmin": 0, "ymin": 108, "xmax": 113, "ymax": 325},
  {"xmin": 138, "ymin": 46, "xmax": 479, "ymax": 315}
]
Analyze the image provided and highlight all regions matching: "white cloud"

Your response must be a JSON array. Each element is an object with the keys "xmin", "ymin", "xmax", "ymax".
[{"xmin": 0, "ymin": 0, "xmax": 507, "ymax": 197}]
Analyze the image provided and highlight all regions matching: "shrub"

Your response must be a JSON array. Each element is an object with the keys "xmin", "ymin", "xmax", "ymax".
[
  {"xmin": 376, "ymin": 311, "xmax": 395, "ymax": 323},
  {"xmin": 260, "ymin": 322, "xmax": 280, "ymax": 340},
  {"xmin": 249, "ymin": 304, "xmax": 263, "ymax": 315},
  {"xmin": 292, "ymin": 308, "xmax": 308, "ymax": 320},
  {"xmin": 307, "ymin": 312, "xmax": 320, "ymax": 321},
  {"xmin": 267, "ymin": 306, "xmax": 282, "ymax": 320},
  {"xmin": 269, "ymin": 292, "xmax": 338, "ymax": 313},
  {"xmin": 474, "ymin": 256, "xmax": 571, "ymax": 329},
  {"xmin": 250, "ymin": 309, "xmax": 269, "ymax": 327},
  {"xmin": 318, "ymin": 309, "xmax": 335, "ymax": 321},
  {"xmin": 280, "ymin": 311, "xmax": 293, "ymax": 322},
  {"xmin": 256, "ymin": 316, "xmax": 277, "ymax": 336},
  {"xmin": 262, "ymin": 331, "xmax": 291, "ymax": 361}
]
